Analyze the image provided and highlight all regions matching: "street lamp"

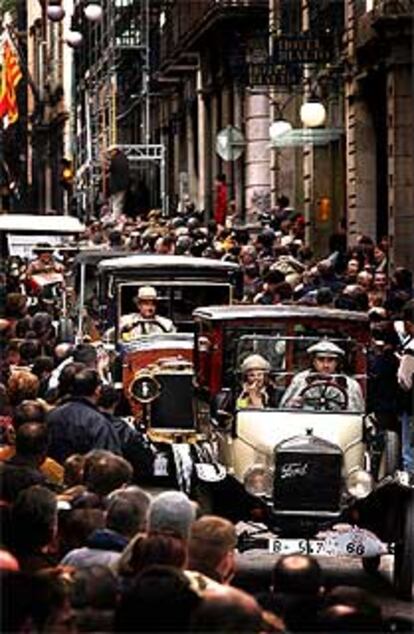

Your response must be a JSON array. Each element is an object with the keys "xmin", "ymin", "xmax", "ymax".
[
  {"xmin": 65, "ymin": 30, "xmax": 83, "ymax": 48},
  {"xmin": 84, "ymin": 1, "xmax": 103, "ymax": 22},
  {"xmin": 269, "ymin": 119, "xmax": 292, "ymax": 142},
  {"xmin": 46, "ymin": 0, "xmax": 65, "ymax": 21},
  {"xmin": 300, "ymin": 100, "xmax": 327, "ymax": 128}
]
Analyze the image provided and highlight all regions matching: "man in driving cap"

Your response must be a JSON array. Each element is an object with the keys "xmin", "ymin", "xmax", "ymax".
[
  {"xmin": 120, "ymin": 286, "xmax": 176, "ymax": 340},
  {"xmin": 280, "ymin": 340, "xmax": 364, "ymax": 411}
]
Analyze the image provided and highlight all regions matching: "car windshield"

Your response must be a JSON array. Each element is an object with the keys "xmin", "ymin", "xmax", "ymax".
[
  {"xmin": 235, "ymin": 335, "xmax": 365, "ymax": 413},
  {"xmin": 118, "ymin": 283, "xmax": 232, "ymax": 333}
]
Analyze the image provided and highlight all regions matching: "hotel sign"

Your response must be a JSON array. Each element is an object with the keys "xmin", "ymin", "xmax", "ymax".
[{"xmin": 272, "ymin": 34, "xmax": 333, "ymax": 65}]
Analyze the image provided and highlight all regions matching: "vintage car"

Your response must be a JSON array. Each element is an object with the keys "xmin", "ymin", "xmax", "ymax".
[
  {"xmin": 97, "ymin": 253, "xmax": 241, "ymax": 421},
  {"xmin": 192, "ymin": 304, "xmax": 413, "ymax": 599},
  {"xmin": 0, "ymin": 214, "xmax": 84, "ymax": 259}
]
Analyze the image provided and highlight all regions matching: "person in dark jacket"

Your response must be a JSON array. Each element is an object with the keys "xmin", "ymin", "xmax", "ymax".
[{"xmin": 47, "ymin": 369, "xmax": 121, "ymax": 463}]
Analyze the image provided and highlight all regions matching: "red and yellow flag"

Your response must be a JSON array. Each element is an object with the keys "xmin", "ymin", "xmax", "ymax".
[{"xmin": 0, "ymin": 36, "xmax": 22, "ymax": 127}]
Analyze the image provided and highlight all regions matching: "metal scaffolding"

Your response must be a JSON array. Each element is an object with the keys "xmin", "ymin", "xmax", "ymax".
[{"xmin": 73, "ymin": 0, "xmax": 165, "ymax": 217}]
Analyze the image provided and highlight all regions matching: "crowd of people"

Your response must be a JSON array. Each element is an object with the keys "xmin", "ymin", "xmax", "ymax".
[{"xmin": 0, "ymin": 197, "xmax": 413, "ymax": 632}]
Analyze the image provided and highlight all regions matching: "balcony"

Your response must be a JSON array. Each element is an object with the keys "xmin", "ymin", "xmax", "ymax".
[
  {"xmin": 356, "ymin": 0, "xmax": 413, "ymax": 50},
  {"xmin": 158, "ymin": 0, "xmax": 268, "ymax": 69},
  {"xmin": 372, "ymin": 0, "xmax": 414, "ymax": 16}
]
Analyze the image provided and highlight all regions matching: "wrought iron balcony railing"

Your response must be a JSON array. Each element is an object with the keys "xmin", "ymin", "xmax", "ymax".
[
  {"xmin": 158, "ymin": 0, "xmax": 268, "ymax": 67},
  {"xmin": 372, "ymin": 0, "xmax": 414, "ymax": 15}
]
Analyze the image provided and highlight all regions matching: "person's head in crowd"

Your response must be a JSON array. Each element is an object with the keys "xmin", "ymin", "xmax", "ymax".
[
  {"xmin": 188, "ymin": 515, "xmax": 237, "ymax": 584},
  {"xmin": 402, "ymin": 299, "xmax": 414, "ymax": 336},
  {"xmin": 0, "ymin": 382, "xmax": 12, "ymax": 418},
  {"xmin": 392, "ymin": 266, "xmax": 412, "ymax": 291},
  {"xmin": 1, "ymin": 423, "xmax": 48, "ymax": 502},
  {"xmin": 155, "ymin": 235, "xmax": 175, "ymax": 255},
  {"xmin": 32, "ymin": 356, "xmax": 55, "ymax": 397},
  {"xmin": 7, "ymin": 370, "xmax": 40, "ymax": 406},
  {"xmin": 72, "ymin": 368, "xmax": 102, "ymax": 402},
  {"xmin": 5, "ymin": 292, "xmax": 27, "ymax": 319},
  {"xmin": 54, "ymin": 342, "xmax": 74, "ymax": 364},
  {"xmin": 106, "ymin": 486, "xmax": 151, "ymax": 539},
  {"xmin": 63, "ymin": 453, "xmax": 86, "ymax": 487},
  {"xmin": 129, "ymin": 531, "xmax": 187, "ymax": 575},
  {"xmin": 316, "ymin": 287, "xmax": 334, "ymax": 307},
  {"xmin": 70, "ymin": 565, "xmax": 118, "ymax": 632},
  {"xmin": 108, "ymin": 229, "xmax": 124, "ymax": 249},
  {"xmin": 373, "ymin": 270, "xmax": 387, "ymax": 290},
  {"xmin": 257, "ymin": 228, "xmax": 275, "ymax": 253},
  {"xmin": 10, "ymin": 400, "xmax": 46, "ymax": 448},
  {"xmin": 1, "ymin": 569, "xmax": 75, "ymax": 634},
  {"xmin": 345, "ymin": 257, "xmax": 360, "ymax": 280},
  {"xmin": 97, "ymin": 383, "xmax": 119, "ymax": 414},
  {"xmin": 318, "ymin": 586, "xmax": 382, "ymax": 632},
  {"xmin": 10, "ymin": 485, "xmax": 57, "ymax": 561},
  {"xmin": 83, "ymin": 450, "xmax": 133, "ymax": 497},
  {"xmin": 32, "ymin": 312, "xmax": 54, "ymax": 336},
  {"xmin": 58, "ymin": 508, "xmax": 106, "ymax": 557},
  {"xmin": 190, "ymin": 585, "xmax": 264, "ymax": 633},
  {"xmin": 148, "ymin": 491, "xmax": 197, "ymax": 541},
  {"xmin": 4, "ymin": 340, "xmax": 21, "ymax": 367},
  {"xmin": 14, "ymin": 422, "xmax": 49, "ymax": 466},
  {"xmin": 272, "ymin": 554, "xmax": 323, "ymax": 597},
  {"xmin": 263, "ymin": 269, "xmax": 285, "ymax": 296},
  {"xmin": 57, "ymin": 362, "xmax": 86, "ymax": 400},
  {"xmin": 239, "ymin": 245, "xmax": 257, "ymax": 267},
  {"xmin": 114, "ymin": 565, "xmax": 201, "ymax": 633},
  {"xmin": 356, "ymin": 270, "xmax": 373, "ymax": 291},
  {"xmin": 317, "ymin": 603, "xmax": 382, "ymax": 632},
  {"xmin": 73, "ymin": 343, "xmax": 98, "ymax": 369},
  {"xmin": 0, "ymin": 548, "xmax": 19, "ymax": 571},
  {"xmin": 14, "ymin": 315, "xmax": 33, "ymax": 338}
]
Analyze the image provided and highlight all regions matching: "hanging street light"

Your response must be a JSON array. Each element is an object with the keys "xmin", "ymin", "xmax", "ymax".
[
  {"xmin": 84, "ymin": 1, "xmax": 103, "ymax": 22},
  {"xmin": 300, "ymin": 101, "xmax": 327, "ymax": 128},
  {"xmin": 47, "ymin": 0, "xmax": 65, "ymax": 22},
  {"xmin": 269, "ymin": 119, "xmax": 293, "ymax": 142},
  {"xmin": 65, "ymin": 30, "xmax": 84, "ymax": 48}
]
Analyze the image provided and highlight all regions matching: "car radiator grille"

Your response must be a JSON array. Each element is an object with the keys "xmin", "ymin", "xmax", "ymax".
[{"xmin": 273, "ymin": 447, "xmax": 342, "ymax": 512}]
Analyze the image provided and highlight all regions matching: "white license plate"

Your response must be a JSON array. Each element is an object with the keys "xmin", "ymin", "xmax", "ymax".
[{"xmin": 269, "ymin": 538, "xmax": 327, "ymax": 556}]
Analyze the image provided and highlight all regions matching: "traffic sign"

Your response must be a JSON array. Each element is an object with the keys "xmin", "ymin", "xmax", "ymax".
[{"xmin": 216, "ymin": 126, "xmax": 245, "ymax": 161}]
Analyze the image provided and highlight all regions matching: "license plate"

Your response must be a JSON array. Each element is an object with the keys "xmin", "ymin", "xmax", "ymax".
[
  {"xmin": 268, "ymin": 527, "xmax": 388, "ymax": 558},
  {"xmin": 269, "ymin": 538, "xmax": 327, "ymax": 556}
]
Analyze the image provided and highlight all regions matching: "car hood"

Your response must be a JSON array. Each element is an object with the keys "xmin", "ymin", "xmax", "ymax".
[{"xmin": 236, "ymin": 410, "xmax": 363, "ymax": 456}]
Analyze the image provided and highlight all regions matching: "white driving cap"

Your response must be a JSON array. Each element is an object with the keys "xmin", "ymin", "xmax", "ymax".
[
  {"xmin": 307, "ymin": 340, "xmax": 345, "ymax": 357},
  {"xmin": 241, "ymin": 354, "xmax": 271, "ymax": 373},
  {"xmin": 137, "ymin": 286, "xmax": 157, "ymax": 301}
]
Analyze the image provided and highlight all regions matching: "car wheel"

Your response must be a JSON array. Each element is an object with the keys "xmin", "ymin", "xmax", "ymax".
[
  {"xmin": 362, "ymin": 555, "xmax": 381, "ymax": 574},
  {"xmin": 393, "ymin": 489, "xmax": 414, "ymax": 600}
]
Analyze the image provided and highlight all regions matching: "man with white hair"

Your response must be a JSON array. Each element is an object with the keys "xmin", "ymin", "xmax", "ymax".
[
  {"xmin": 120, "ymin": 286, "xmax": 176, "ymax": 340},
  {"xmin": 280, "ymin": 340, "xmax": 364, "ymax": 411}
]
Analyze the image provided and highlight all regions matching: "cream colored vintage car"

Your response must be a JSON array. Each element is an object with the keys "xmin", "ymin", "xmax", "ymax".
[{"xmin": 193, "ymin": 305, "xmax": 413, "ymax": 600}]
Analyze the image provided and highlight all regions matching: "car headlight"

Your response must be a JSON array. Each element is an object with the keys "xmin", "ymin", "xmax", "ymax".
[
  {"xmin": 243, "ymin": 464, "xmax": 273, "ymax": 497},
  {"xmin": 346, "ymin": 469, "xmax": 373, "ymax": 499}
]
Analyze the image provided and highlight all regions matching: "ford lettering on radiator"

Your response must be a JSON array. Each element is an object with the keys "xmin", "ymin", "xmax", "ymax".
[{"xmin": 281, "ymin": 462, "xmax": 309, "ymax": 479}]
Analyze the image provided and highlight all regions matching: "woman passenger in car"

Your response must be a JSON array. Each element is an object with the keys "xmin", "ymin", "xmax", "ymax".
[{"xmin": 237, "ymin": 354, "xmax": 274, "ymax": 409}]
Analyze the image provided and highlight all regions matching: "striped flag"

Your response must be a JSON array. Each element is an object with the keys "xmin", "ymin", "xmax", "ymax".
[{"xmin": 0, "ymin": 35, "xmax": 22, "ymax": 128}]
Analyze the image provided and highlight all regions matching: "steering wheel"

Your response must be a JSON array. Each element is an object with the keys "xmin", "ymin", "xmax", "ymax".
[{"xmin": 298, "ymin": 378, "xmax": 348, "ymax": 411}]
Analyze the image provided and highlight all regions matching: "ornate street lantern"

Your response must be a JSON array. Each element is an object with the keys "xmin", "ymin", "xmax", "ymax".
[
  {"xmin": 65, "ymin": 30, "xmax": 84, "ymax": 48},
  {"xmin": 84, "ymin": 1, "xmax": 103, "ymax": 22},
  {"xmin": 269, "ymin": 120, "xmax": 292, "ymax": 142},
  {"xmin": 47, "ymin": 0, "xmax": 65, "ymax": 22},
  {"xmin": 300, "ymin": 101, "xmax": 327, "ymax": 128}
]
